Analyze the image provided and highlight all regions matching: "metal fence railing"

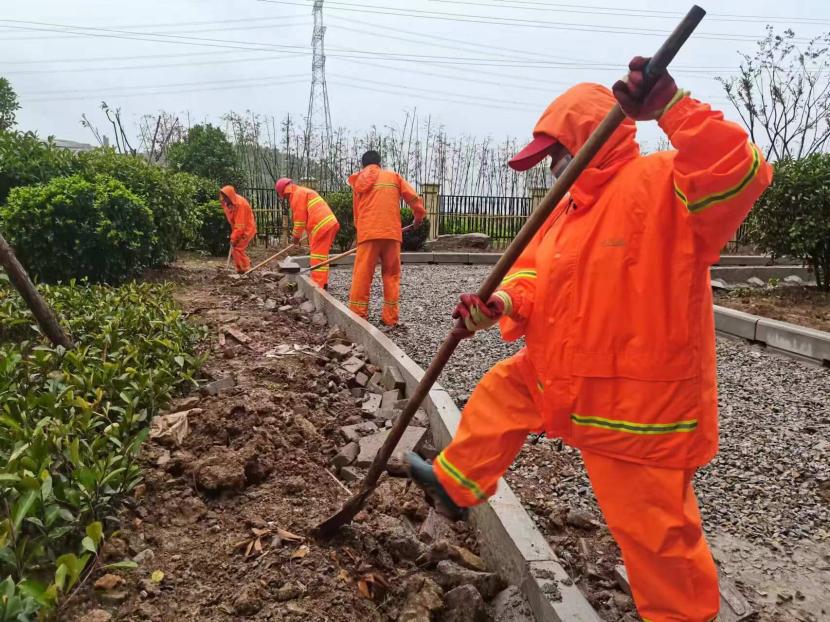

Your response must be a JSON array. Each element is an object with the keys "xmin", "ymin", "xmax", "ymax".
[
  {"xmin": 242, "ymin": 187, "xmax": 752, "ymax": 253},
  {"xmin": 438, "ymin": 195, "xmax": 532, "ymax": 248},
  {"xmin": 244, "ymin": 188, "xmax": 289, "ymax": 248}
]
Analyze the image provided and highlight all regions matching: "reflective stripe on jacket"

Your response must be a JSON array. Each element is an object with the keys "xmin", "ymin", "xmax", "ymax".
[
  {"xmin": 286, "ymin": 185, "xmax": 338, "ymax": 244},
  {"xmin": 348, "ymin": 165, "xmax": 425, "ymax": 244},
  {"xmin": 496, "ymin": 84, "xmax": 772, "ymax": 469}
]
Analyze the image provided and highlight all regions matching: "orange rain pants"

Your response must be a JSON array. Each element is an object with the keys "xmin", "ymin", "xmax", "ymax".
[
  {"xmin": 231, "ymin": 238, "xmax": 252, "ymax": 273},
  {"xmin": 308, "ymin": 221, "xmax": 340, "ymax": 288},
  {"xmin": 434, "ymin": 350, "xmax": 720, "ymax": 622},
  {"xmin": 348, "ymin": 239, "xmax": 400, "ymax": 326}
]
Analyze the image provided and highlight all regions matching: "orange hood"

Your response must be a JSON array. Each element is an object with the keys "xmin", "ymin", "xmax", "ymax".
[
  {"xmin": 349, "ymin": 164, "xmax": 381, "ymax": 193},
  {"xmin": 534, "ymin": 83, "xmax": 640, "ymax": 207},
  {"xmin": 220, "ymin": 185, "xmax": 239, "ymax": 206}
]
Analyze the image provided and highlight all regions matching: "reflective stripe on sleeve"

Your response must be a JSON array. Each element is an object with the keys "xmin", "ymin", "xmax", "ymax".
[{"xmin": 674, "ymin": 144, "xmax": 762, "ymax": 214}]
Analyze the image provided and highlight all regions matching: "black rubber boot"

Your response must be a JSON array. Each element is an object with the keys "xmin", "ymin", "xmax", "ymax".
[{"xmin": 404, "ymin": 452, "xmax": 469, "ymax": 521}]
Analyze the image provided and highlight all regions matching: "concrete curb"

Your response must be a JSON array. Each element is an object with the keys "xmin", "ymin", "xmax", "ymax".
[
  {"xmin": 292, "ymin": 252, "xmax": 811, "ymax": 283},
  {"xmin": 290, "ymin": 251, "xmax": 828, "ymax": 367},
  {"xmin": 713, "ymin": 305, "xmax": 830, "ymax": 366},
  {"xmin": 294, "ymin": 275, "xmax": 601, "ymax": 622}
]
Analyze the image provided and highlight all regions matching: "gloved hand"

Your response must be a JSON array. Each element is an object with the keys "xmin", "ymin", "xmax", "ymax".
[
  {"xmin": 612, "ymin": 56, "xmax": 682, "ymax": 121},
  {"xmin": 291, "ymin": 235, "xmax": 302, "ymax": 245},
  {"xmin": 451, "ymin": 292, "xmax": 511, "ymax": 339},
  {"xmin": 230, "ymin": 233, "xmax": 241, "ymax": 246},
  {"xmin": 413, "ymin": 214, "xmax": 424, "ymax": 227}
]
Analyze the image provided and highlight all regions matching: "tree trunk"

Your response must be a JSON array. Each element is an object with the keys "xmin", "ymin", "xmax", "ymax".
[{"xmin": 0, "ymin": 231, "xmax": 73, "ymax": 348}]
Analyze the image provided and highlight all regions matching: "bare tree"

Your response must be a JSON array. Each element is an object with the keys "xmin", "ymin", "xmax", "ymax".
[
  {"xmin": 138, "ymin": 111, "xmax": 182, "ymax": 163},
  {"xmin": 718, "ymin": 27, "xmax": 830, "ymax": 160}
]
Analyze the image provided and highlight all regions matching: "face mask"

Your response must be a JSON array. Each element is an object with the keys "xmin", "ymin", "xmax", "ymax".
[{"xmin": 551, "ymin": 153, "xmax": 573, "ymax": 180}]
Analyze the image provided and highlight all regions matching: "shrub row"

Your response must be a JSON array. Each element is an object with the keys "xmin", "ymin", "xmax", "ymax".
[
  {"xmin": 0, "ymin": 278, "xmax": 204, "ymax": 616},
  {"xmin": 0, "ymin": 134, "xmax": 228, "ymax": 284}
]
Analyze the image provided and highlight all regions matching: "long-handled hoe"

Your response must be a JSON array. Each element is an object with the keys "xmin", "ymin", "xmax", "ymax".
[{"xmin": 313, "ymin": 5, "xmax": 708, "ymax": 538}]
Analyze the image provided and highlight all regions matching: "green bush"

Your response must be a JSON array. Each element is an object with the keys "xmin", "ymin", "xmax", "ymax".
[
  {"xmin": 0, "ymin": 280, "xmax": 203, "ymax": 614},
  {"xmin": 750, "ymin": 154, "xmax": 830, "ymax": 290},
  {"xmin": 0, "ymin": 132, "xmax": 76, "ymax": 205},
  {"xmin": 192, "ymin": 200, "xmax": 230, "ymax": 256},
  {"xmin": 76, "ymin": 149, "xmax": 194, "ymax": 264},
  {"xmin": 401, "ymin": 206, "xmax": 429, "ymax": 251},
  {"xmin": 1, "ymin": 175, "xmax": 155, "ymax": 284},
  {"xmin": 171, "ymin": 173, "xmax": 221, "ymax": 251},
  {"xmin": 323, "ymin": 190, "xmax": 355, "ymax": 252}
]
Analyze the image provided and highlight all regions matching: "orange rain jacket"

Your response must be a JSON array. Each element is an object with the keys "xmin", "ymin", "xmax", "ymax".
[
  {"xmin": 285, "ymin": 184, "xmax": 338, "ymax": 243},
  {"xmin": 495, "ymin": 84, "xmax": 772, "ymax": 469},
  {"xmin": 221, "ymin": 185, "xmax": 256, "ymax": 244},
  {"xmin": 348, "ymin": 165, "xmax": 425, "ymax": 244}
]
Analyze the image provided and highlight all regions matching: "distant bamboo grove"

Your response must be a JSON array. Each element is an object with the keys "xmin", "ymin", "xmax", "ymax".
[{"xmin": 222, "ymin": 110, "xmax": 551, "ymax": 196}]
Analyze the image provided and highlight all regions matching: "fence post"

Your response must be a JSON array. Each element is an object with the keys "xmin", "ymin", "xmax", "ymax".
[
  {"xmin": 529, "ymin": 186, "xmax": 548, "ymax": 211},
  {"xmin": 421, "ymin": 183, "xmax": 440, "ymax": 240}
]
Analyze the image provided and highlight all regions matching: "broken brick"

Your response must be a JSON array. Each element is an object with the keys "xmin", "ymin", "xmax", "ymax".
[
  {"xmin": 382, "ymin": 365, "xmax": 406, "ymax": 392},
  {"xmin": 361, "ymin": 393, "xmax": 382, "ymax": 415},
  {"xmin": 356, "ymin": 426, "xmax": 426, "ymax": 467},
  {"xmin": 381, "ymin": 389, "xmax": 401, "ymax": 410},
  {"xmin": 331, "ymin": 442, "xmax": 359, "ymax": 468},
  {"xmin": 341, "ymin": 356, "xmax": 366, "ymax": 375}
]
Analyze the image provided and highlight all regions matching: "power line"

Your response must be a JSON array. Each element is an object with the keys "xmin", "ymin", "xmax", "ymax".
[
  {"xmin": 257, "ymin": 0, "xmax": 814, "ymax": 44},
  {"xmin": 328, "ymin": 78, "xmax": 538, "ymax": 113},
  {"xmin": 0, "ymin": 18, "xmax": 310, "ymax": 41},
  {"xmin": 428, "ymin": 0, "xmax": 830, "ymax": 27},
  {"xmin": 23, "ymin": 75, "xmax": 308, "ymax": 102},
  {"xmin": 2, "ymin": 53, "xmax": 305, "ymax": 76}
]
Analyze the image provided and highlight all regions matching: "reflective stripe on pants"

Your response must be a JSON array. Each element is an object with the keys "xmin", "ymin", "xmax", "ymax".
[
  {"xmin": 434, "ymin": 348, "xmax": 720, "ymax": 622},
  {"xmin": 308, "ymin": 222, "xmax": 339, "ymax": 288}
]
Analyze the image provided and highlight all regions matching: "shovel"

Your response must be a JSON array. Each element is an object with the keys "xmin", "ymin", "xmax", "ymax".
[
  {"xmin": 242, "ymin": 241, "xmax": 302, "ymax": 277},
  {"xmin": 313, "ymin": 4, "xmax": 707, "ymax": 539}
]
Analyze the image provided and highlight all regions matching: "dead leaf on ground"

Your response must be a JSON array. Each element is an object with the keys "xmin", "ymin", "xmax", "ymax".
[
  {"xmin": 94, "ymin": 574, "xmax": 125, "ymax": 591},
  {"xmin": 290, "ymin": 545, "xmax": 309, "ymax": 560},
  {"xmin": 151, "ymin": 570, "xmax": 165, "ymax": 583},
  {"xmin": 337, "ymin": 569, "xmax": 351, "ymax": 583},
  {"xmin": 277, "ymin": 528, "xmax": 303, "ymax": 542},
  {"xmin": 356, "ymin": 572, "xmax": 390, "ymax": 600}
]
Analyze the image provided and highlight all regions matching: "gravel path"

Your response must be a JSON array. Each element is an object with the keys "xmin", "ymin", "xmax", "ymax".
[{"xmin": 328, "ymin": 263, "xmax": 830, "ymax": 619}]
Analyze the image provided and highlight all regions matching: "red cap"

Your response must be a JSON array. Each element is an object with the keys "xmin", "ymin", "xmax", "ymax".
[
  {"xmin": 508, "ymin": 134, "xmax": 558, "ymax": 172},
  {"xmin": 275, "ymin": 177, "xmax": 293, "ymax": 197}
]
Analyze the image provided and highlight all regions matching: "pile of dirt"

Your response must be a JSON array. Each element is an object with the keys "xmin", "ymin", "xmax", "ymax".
[{"xmin": 70, "ymin": 259, "xmax": 526, "ymax": 622}]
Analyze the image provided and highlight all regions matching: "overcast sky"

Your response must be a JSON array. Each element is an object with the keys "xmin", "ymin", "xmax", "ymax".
[{"xmin": 2, "ymin": 0, "xmax": 828, "ymax": 151}]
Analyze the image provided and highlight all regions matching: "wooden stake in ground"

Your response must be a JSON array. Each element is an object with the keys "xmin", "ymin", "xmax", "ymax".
[
  {"xmin": 313, "ymin": 4, "xmax": 707, "ymax": 539},
  {"xmin": 0, "ymin": 231, "xmax": 73, "ymax": 349},
  {"xmin": 226, "ymin": 245, "xmax": 233, "ymax": 271}
]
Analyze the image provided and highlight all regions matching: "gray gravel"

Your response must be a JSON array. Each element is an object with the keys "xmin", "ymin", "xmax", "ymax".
[{"xmin": 328, "ymin": 263, "xmax": 830, "ymax": 616}]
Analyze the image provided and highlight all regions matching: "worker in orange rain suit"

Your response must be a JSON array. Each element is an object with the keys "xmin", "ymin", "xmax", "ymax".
[
  {"xmin": 220, "ymin": 185, "xmax": 257, "ymax": 274},
  {"xmin": 405, "ymin": 58, "xmax": 772, "ymax": 622},
  {"xmin": 275, "ymin": 178, "xmax": 340, "ymax": 289},
  {"xmin": 347, "ymin": 150, "xmax": 426, "ymax": 326}
]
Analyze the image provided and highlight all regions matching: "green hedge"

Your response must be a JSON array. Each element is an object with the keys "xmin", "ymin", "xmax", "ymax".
[
  {"xmin": 0, "ymin": 132, "xmax": 76, "ymax": 205},
  {"xmin": 191, "ymin": 200, "xmax": 230, "ymax": 256},
  {"xmin": 750, "ymin": 154, "xmax": 830, "ymax": 290},
  {"xmin": 0, "ymin": 279, "xmax": 203, "ymax": 614},
  {"xmin": 76, "ymin": 149, "xmax": 198, "ymax": 265},
  {"xmin": 1, "ymin": 175, "xmax": 155, "ymax": 284}
]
